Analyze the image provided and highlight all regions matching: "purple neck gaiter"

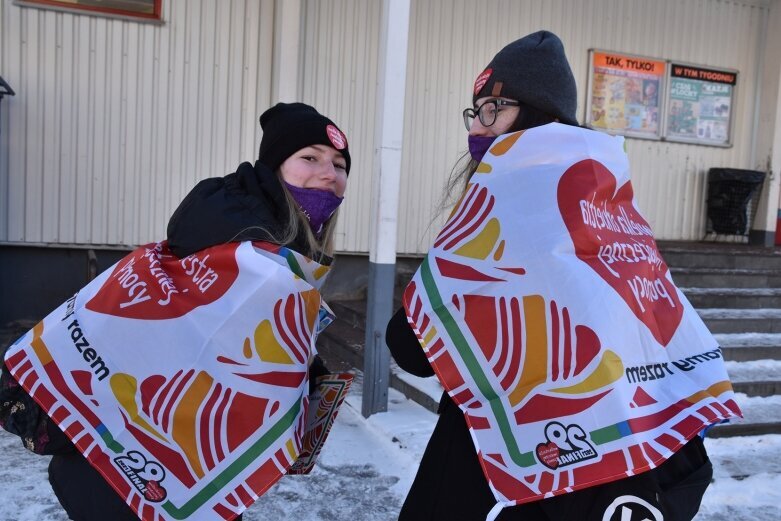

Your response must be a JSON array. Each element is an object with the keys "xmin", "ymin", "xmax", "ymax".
[
  {"xmin": 284, "ymin": 182, "xmax": 344, "ymax": 235},
  {"xmin": 468, "ymin": 135, "xmax": 496, "ymax": 162}
]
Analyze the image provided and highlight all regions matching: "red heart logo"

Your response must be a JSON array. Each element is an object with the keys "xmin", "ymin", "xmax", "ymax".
[
  {"xmin": 143, "ymin": 480, "xmax": 167, "ymax": 502},
  {"xmin": 557, "ymin": 159, "xmax": 682, "ymax": 346},
  {"xmin": 473, "ymin": 68, "xmax": 493, "ymax": 95},
  {"xmin": 536, "ymin": 441, "xmax": 560, "ymax": 469},
  {"xmin": 86, "ymin": 241, "xmax": 239, "ymax": 320},
  {"xmin": 326, "ymin": 124, "xmax": 347, "ymax": 150}
]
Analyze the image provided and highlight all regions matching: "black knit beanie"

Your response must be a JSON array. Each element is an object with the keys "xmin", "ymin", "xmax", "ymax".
[
  {"xmin": 258, "ymin": 102, "xmax": 351, "ymax": 174},
  {"xmin": 472, "ymin": 30, "xmax": 578, "ymax": 125}
]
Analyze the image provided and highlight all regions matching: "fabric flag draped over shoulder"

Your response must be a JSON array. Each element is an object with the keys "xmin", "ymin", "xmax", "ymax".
[
  {"xmin": 403, "ymin": 123, "xmax": 742, "ymax": 519},
  {"xmin": 5, "ymin": 240, "xmax": 334, "ymax": 521}
]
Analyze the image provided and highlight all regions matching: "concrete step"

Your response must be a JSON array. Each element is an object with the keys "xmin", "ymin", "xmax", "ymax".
[
  {"xmin": 659, "ymin": 242, "xmax": 781, "ymax": 271},
  {"xmin": 329, "ymin": 300, "xmax": 367, "ymax": 330},
  {"xmin": 682, "ymin": 287, "xmax": 781, "ymax": 309},
  {"xmin": 725, "ymin": 360, "xmax": 781, "ymax": 397},
  {"xmin": 670, "ymin": 267, "xmax": 781, "ymax": 288},
  {"xmin": 698, "ymin": 308, "xmax": 781, "ymax": 334},
  {"xmin": 716, "ymin": 333, "xmax": 781, "ymax": 361},
  {"xmin": 318, "ymin": 318, "xmax": 365, "ymax": 370}
]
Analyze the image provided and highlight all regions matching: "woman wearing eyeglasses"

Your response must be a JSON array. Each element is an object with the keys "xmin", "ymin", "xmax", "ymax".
[{"xmin": 385, "ymin": 31, "xmax": 716, "ymax": 521}]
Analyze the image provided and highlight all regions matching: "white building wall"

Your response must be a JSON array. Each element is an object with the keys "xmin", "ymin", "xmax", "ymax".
[
  {"xmin": 0, "ymin": 0, "xmax": 275, "ymax": 246},
  {"xmin": 753, "ymin": 0, "xmax": 781, "ymax": 237},
  {"xmin": 299, "ymin": 0, "xmax": 381, "ymax": 254},
  {"xmin": 1, "ymin": 0, "xmax": 777, "ymax": 253}
]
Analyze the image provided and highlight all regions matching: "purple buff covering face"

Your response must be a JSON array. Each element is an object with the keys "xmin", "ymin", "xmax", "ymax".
[
  {"xmin": 468, "ymin": 135, "xmax": 497, "ymax": 162},
  {"xmin": 284, "ymin": 182, "xmax": 344, "ymax": 235}
]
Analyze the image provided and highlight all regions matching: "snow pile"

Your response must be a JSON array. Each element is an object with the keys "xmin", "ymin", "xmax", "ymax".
[{"xmin": 1, "ymin": 387, "xmax": 780, "ymax": 520}]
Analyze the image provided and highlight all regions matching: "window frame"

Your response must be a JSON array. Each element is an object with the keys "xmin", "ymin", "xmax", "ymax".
[
  {"xmin": 585, "ymin": 49, "xmax": 667, "ymax": 141},
  {"xmin": 14, "ymin": 0, "xmax": 164, "ymax": 24}
]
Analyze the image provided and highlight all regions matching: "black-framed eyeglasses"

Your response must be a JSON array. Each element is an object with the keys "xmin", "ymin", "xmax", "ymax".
[{"xmin": 462, "ymin": 99, "xmax": 520, "ymax": 131}]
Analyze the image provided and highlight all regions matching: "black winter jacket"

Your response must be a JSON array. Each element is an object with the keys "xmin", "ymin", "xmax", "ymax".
[
  {"xmin": 168, "ymin": 160, "xmax": 316, "ymax": 259},
  {"xmin": 45, "ymin": 161, "xmax": 329, "ymax": 521},
  {"xmin": 386, "ymin": 307, "xmax": 713, "ymax": 521}
]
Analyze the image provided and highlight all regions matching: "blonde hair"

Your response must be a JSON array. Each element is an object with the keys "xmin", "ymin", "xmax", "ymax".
[{"xmin": 439, "ymin": 151, "xmax": 479, "ymax": 216}]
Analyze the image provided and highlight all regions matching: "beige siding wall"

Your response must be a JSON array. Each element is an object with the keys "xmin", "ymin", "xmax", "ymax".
[
  {"xmin": 299, "ymin": 0, "xmax": 381, "ymax": 253},
  {"xmin": 0, "ymin": 0, "xmax": 275, "ymax": 246},
  {"xmin": 1, "ymin": 0, "xmax": 776, "ymax": 252}
]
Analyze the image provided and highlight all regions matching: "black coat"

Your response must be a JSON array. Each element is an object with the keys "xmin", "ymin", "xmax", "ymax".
[
  {"xmin": 386, "ymin": 307, "xmax": 713, "ymax": 521},
  {"xmin": 167, "ymin": 160, "xmax": 317, "ymax": 260},
  {"xmin": 46, "ymin": 161, "xmax": 328, "ymax": 521}
]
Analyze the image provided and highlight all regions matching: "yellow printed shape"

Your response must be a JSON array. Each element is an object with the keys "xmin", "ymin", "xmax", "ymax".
[
  {"xmin": 254, "ymin": 320, "xmax": 294, "ymax": 364},
  {"xmin": 110, "ymin": 374, "xmax": 167, "ymax": 442},
  {"xmin": 685, "ymin": 390, "xmax": 715, "ymax": 406},
  {"xmin": 313, "ymin": 265, "xmax": 330, "ymax": 280},
  {"xmin": 285, "ymin": 438, "xmax": 298, "ymax": 461},
  {"xmin": 423, "ymin": 325, "xmax": 438, "ymax": 348},
  {"xmin": 707, "ymin": 380, "xmax": 735, "ymax": 396},
  {"xmin": 30, "ymin": 322, "xmax": 52, "ymax": 365},
  {"xmin": 508, "ymin": 295, "xmax": 548, "ymax": 407},
  {"xmin": 300, "ymin": 289, "xmax": 321, "ymax": 331},
  {"xmin": 493, "ymin": 240, "xmax": 505, "ymax": 261},
  {"xmin": 454, "ymin": 218, "xmax": 500, "ymax": 260},
  {"xmin": 489, "ymin": 131, "xmax": 524, "ymax": 156},
  {"xmin": 686, "ymin": 380, "xmax": 732, "ymax": 404},
  {"xmin": 688, "ymin": 381, "xmax": 734, "ymax": 403},
  {"xmin": 550, "ymin": 350, "xmax": 623, "ymax": 394},
  {"xmin": 475, "ymin": 162, "xmax": 492, "ymax": 173},
  {"xmin": 172, "ymin": 371, "xmax": 214, "ymax": 478}
]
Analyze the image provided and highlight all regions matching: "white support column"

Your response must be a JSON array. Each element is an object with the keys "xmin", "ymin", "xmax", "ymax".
[
  {"xmin": 751, "ymin": 0, "xmax": 781, "ymax": 245},
  {"xmin": 363, "ymin": 0, "xmax": 411, "ymax": 417},
  {"xmin": 770, "ymin": 65, "xmax": 781, "ymax": 244},
  {"xmin": 271, "ymin": 0, "xmax": 301, "ymax": 103}
]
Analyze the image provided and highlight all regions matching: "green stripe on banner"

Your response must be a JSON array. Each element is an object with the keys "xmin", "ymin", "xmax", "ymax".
[
  {"xmin": 97, "ymin": 427, "xmax": 124, "ymax": 453},
  {"xmin": 283, "ymin": 250, "xmax": 307, "ymax": 280},
  {"xmin": 589, "ymin": 423, "xmax": 626, "ymax": 445},
  {"xmin": 162, "ymin": 399, "xmax": 301, "ymax": 519},
  {"xmin": 420, "ymin": 257, "xmax": 535, "ymax": 468}
]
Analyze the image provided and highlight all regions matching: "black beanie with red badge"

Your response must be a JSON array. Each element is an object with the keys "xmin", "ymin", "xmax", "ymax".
[
  {"xmin": 258, "ymin": 102, "xmax": 351, "ymax": 174},
  {"xmin": 472, "ymin": 30, "xmax": 578, "ymax": 125}
]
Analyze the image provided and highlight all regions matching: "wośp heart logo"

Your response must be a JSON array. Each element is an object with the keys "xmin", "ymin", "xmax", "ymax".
[
  {"xmin": 86, "ymin": 242, "xmax": 239, "ymax": 320},
  {"xmin": 557, "ymin": 159, "xmax": 683, "ymax": 346}
]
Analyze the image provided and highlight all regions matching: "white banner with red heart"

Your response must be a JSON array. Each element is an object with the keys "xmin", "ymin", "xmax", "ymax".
[
  {"xmin": 5, "ymin": 241, "xmax": 334, "ymax": 521},
  {"xmin": 402, "ymin": 123, "xmax": 742, "ymax": 519}
]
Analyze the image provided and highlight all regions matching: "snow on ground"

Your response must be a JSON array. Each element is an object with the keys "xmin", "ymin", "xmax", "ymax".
[
  {"xmin": 1, "ymin": 387, "xmax": 780, "ymax": 521},
  {"xmin": 390, "ymin": 361, "xmax": 444, "ymax": 403},
  {"xmin": 729, "ymin": 393, "xmax": 781, "ymax": 424}
]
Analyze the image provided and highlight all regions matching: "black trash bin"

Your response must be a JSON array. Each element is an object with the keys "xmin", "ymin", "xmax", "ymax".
[{"xmin": 706, "ymin": 168, "xmax": 766, "ymax": 236}]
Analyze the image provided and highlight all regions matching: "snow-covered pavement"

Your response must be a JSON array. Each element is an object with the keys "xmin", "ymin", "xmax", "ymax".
[{"xmin": 1, "ymin": 386, "xmax": 780, "ymax": 521}]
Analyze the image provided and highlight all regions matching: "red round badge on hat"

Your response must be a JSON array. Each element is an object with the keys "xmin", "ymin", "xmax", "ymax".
[
  {"xmin": 473, "ymin": 68, "xmax": 493, "ymax": 95},
  {"xmin": 326, "ymin": 124, "xmax": 347, "ymax": 150}
]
